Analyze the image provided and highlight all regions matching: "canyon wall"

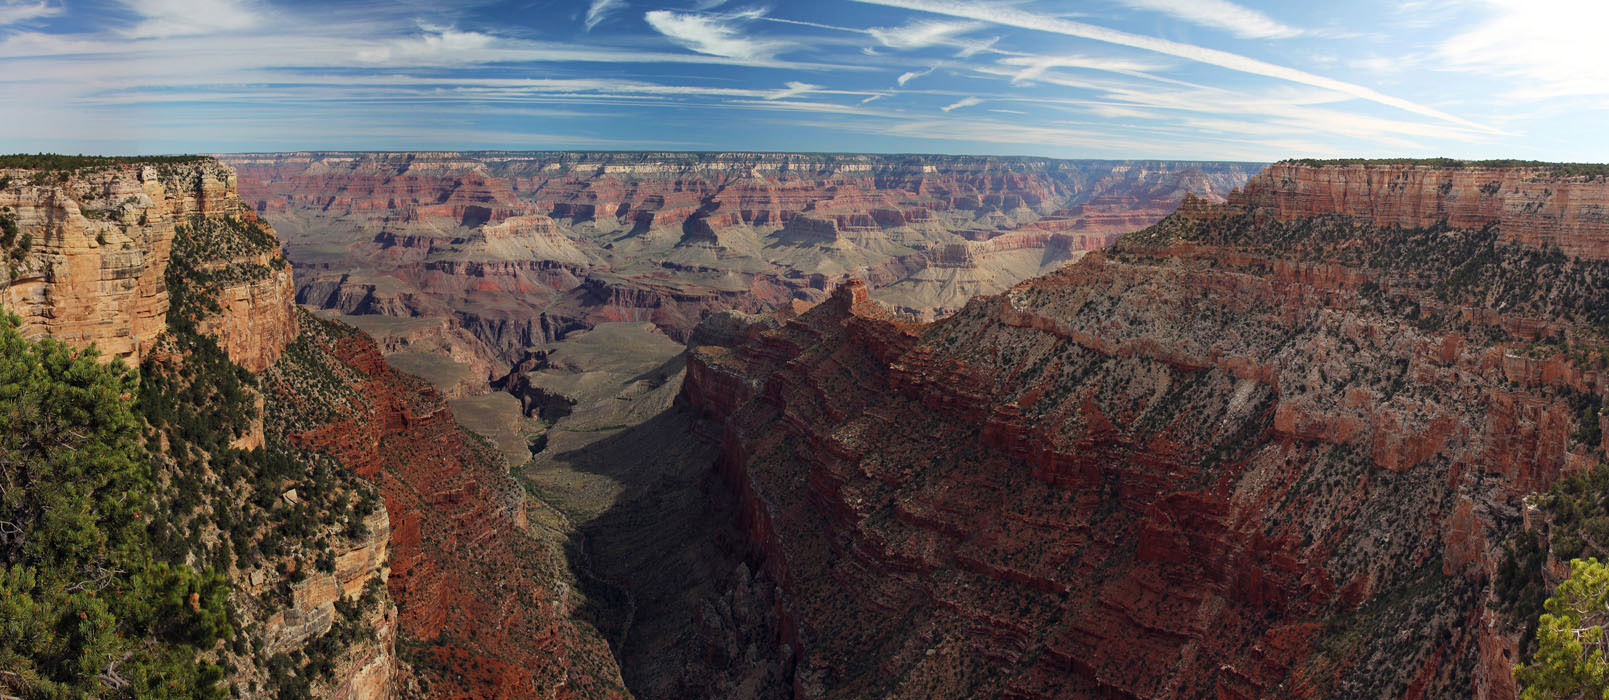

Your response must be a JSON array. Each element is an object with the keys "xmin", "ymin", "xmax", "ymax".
[
  {"xmin": 681, "ymin": 161, "xmax": 1609, "ymax": 699},
  {"xmin": 0, "ymin": 160, "xmax": 394, "ymax": 699},
  {"xmin": 0, "ymin": 161, "xmax": 295, "ymax": 369},
  {"xmin": 279, "ymin": 311, "xmax": 628, "ymax": 699},
  {"xmin": 218, "ymin": 152, "xmax": 1258, "ymax": 382},
  {"xmin": 1238, "ymin": 161, "xmax": 1609, "ymax": 259}
]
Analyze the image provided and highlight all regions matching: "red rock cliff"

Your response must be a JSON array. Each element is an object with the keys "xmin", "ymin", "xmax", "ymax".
[
  {"xmin": 1236, "ymin": 161, "xmax": 1609, "ymax": 259},
  {"xmin": 283, "ymin": 312, "xmax": 628, "ymax": 700},
  {"xmin": 682, "ymin": 161, "xmax": 1609, "ymax": 699}
]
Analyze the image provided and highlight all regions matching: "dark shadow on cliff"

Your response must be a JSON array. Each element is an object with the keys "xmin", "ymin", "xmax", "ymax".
[{"xmin": 548, "ymin": 404, "xmax": 794, "ymax": 700}]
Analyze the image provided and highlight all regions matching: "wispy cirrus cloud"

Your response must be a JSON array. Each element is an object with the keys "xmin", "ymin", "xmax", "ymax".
[
  {"xmin": 644, "ymin": 8, "xmax": 788, "ymax": 61},
  {"xmin": 766, "ymin": 81, "xmax": 819, "ymax": 99},
  {"xmin": 868, "ymin": 19, "xmax": 980, "ymax": 49},
  {"xmin": 1114, "ymin": 0, "xmax": 1301, "ymax": 39},
  {"xmin": 850, "ymin": 0, "xmax": 1494, "ymax": 132},
  {"xmin": 897, "ymin": 65, "xmax": 937, "ymax": 85},
  {"xmin": 0, "ymin": 0, "xmax": 61, "ymax": 26},
  {"xmin": 121, "ymin": 0, "xmax": 262, "ymax": 38},
  {"xmin": 583, "ymin": 0, "xmax": 625, "ymax": 31},
  {"xmin": 940, "ymin": 96, "xmax": 981, "ymax": 111},
  {"xmin": 997, "ymin": 54, "xmax": 1168, "ymax": 84}
]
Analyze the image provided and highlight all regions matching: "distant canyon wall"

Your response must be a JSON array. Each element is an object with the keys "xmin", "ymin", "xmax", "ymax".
[
  {"xmin": 1239, "ymin": 161, "xmax": 1609, "ymax": 259},
  {"xmin": 218, "ymin": 151, "xmax": 1259, "ymax": 379}
]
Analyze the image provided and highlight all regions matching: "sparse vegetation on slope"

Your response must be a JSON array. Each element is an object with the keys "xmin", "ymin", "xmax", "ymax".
[
  {"xmin": 1282, "ymin": 158, "xmax": 1609, "ymax": 178},
  {"xmin": 0, "ymin": 154, "xmax": 212, "ymax": 171}
]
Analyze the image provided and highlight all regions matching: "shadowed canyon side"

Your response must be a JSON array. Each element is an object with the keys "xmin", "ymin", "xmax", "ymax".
[
  {"xmin": 218, "ymin": 152, "xmax": 1257, "ymax": 377},
  {"xmin": 0, "ymin": 159, "xmax": 626, "ymax": 700},
  {"xmin": 278, "ymin": 311, "xmax": 628, "ymax": 699},
  {"xmin": 680, "ymin": 161, "xmax": 1609, "ymax": 699}
]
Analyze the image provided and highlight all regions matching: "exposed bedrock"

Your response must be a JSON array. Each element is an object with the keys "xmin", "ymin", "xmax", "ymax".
[
  {"xmin": 679, "ymin": 161, "xmax": 1609, "ymax": 699},
  {"xmin": 222, "ymin": 152, "xmax": 1259, "ymax": 377}
]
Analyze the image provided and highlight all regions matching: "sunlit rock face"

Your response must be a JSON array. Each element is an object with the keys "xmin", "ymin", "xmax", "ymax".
[
  {"xmin": 0, "ymin": 161, "xmax": 295, "ymax": 370},
  {"xmin": 219, "ymin": 151, "xmax": 1257, "ymax": 378}
]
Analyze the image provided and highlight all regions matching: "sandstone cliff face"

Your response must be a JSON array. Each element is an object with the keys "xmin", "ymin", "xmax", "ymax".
[
  {"xmin": 219, "ymin": 152, "xmax": 1257, "ymax": 385},
  {"xmin": 194, "ymin": 246, "xmax": 299, "ymax": 372},
  {"xmin": 681, "ymin": 162, "xmax": 1609, "ymax": 699},
  {"xmin": 0, "ymin": 160, "xmax": 394, "ymax": 700},
  {"xmin": 0, "ymin": 161, "xmax": 295, "ymax": 369}
]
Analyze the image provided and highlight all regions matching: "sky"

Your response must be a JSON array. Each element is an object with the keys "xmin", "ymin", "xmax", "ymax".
[{"xmin": 0, "ymin": 0, "xmax": 1605, "ymax": 161}]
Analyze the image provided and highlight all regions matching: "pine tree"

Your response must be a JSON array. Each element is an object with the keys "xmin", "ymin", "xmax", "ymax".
[
  {"xmin": 1518, "ymin": 557, "xmax": 1609, "ymax": 699},
  {"xmin": 0, "ymin": 313, "xmax": 231, "ymax": 699}
]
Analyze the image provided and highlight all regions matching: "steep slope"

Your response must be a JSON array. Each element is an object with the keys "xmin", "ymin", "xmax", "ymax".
[
  {"xmin": 0, "ymin": 156, "xmax": 398, "ymax": 699},
  {"xmin": 0, "ymin": 157, "xmax": 628, "ymax": 700},
  {"xmin": 682, "ymin": 161, "xmax": 1609, "ymax": 699},
  {"xmin": 281, "ymin": 311, "xmax": 627, "ymax": 700}
]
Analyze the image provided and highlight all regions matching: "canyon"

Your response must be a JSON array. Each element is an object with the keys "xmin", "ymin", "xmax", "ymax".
[
  {"xmin": 218, "ymin": 152, "xmax": 1256, "ymax": 374},
  {"xmin": 8, "ymin": 155, "xmax": 1609, "ymax": 700}
]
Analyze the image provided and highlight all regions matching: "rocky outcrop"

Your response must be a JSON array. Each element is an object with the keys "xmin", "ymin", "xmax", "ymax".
[
  {"xmin": 681, "ymin": 161, "xmax": 1609, "ymax": 699},
  {"xmin": 0, "ymin": 161, "xmax": 296, "ymax": 369},
  {"xmin": 0, "ymin": 159, "xmax": 397, "ymax": 699},
  {"xmin": 1238, "ymin": 161, "xmax": 1609, "ymax": 259},
  {"xmin": 194, "ymin": 247, "xmax": 299, "ymax": 371}
]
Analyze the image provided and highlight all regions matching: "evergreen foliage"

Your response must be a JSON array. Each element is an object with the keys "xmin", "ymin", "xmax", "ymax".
[
  {"xmin": 0, "ymin": 313, "xmax": 231, "ymax": 699},
  {"xmin": 0, "ymin": 154, "xmax": 211, "ymax": 171},
  {"xmin": 1516, "ymin": 558, "xmax": 1609, "ymax": 698}
]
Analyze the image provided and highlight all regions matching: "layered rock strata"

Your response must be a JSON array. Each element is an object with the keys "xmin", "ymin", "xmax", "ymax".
[
  {"xmin": 219, "ymin": 152, "xmax": 1257, "ymax": 382},
  {"xmin": 284, "ymin": 312, "xmax": 627, "ymax": 699},
  {"xmin": 0, "ymin": 161, "xmax": 295, "ymax": 369},
  {"xmin": 681, "ymin": 161, "xmax": 1609, "ymax": 699}
]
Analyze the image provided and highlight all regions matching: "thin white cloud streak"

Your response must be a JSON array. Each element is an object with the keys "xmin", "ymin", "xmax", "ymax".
[
  {"xmin": 1114, "ymin": 0, "xmax": 1301, "ymax": 39},
  {"xmin": 643, "ymin": 9, "xmax": 788, "ymax": 61},
  {"xmin": 766, "ymin": 81, "xmax": 819, "ymax": 100},
  {"xmin": 998, "ymin": 54, "xmax": 1169, "ymax": 84},
  {"xmin": 0, "ymin": 0, "xmax": 60, "ymax": 25},
  {"xmin": 953, "ymin": 35, "xmax": 997, "ymax": 57},
  {"xmin": 868, "ymin": 19, "xmax": 980, "ymax": 49},
  {"xmin": 897, "ymin": 65, "xmax": 936, "ymax": 86},
  {"xmin": 584, "ymin": 0, "xmax": 625, "ymax": 31},
  {"xmin": 941, "ymin": 96, "xmax": 981, "ymax": 111},
  {"xmin": 850, "ymin": 0, "xmax": 1494, "ymax": 132},
  {"xmin": 991, "ymin": 75, "xmax": 1494, "ymax": 147},
  {"xmin": 763, "ymin": 15, "xmax": 1013, "ymax": 59},
  {"xmin": 0, "ymin": 25, "xmax": 860, "ymax": 71}
]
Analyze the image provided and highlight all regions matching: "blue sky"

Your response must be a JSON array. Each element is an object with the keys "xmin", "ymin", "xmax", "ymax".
[{"xmin": 0, "ymin": 0, "xmax": 1602, "ymax": 160}]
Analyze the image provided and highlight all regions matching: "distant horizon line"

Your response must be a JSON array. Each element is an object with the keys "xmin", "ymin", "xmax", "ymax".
[{"xmin": 202, "ymin": 149, "xmax": 1272, "ymax": 163}]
